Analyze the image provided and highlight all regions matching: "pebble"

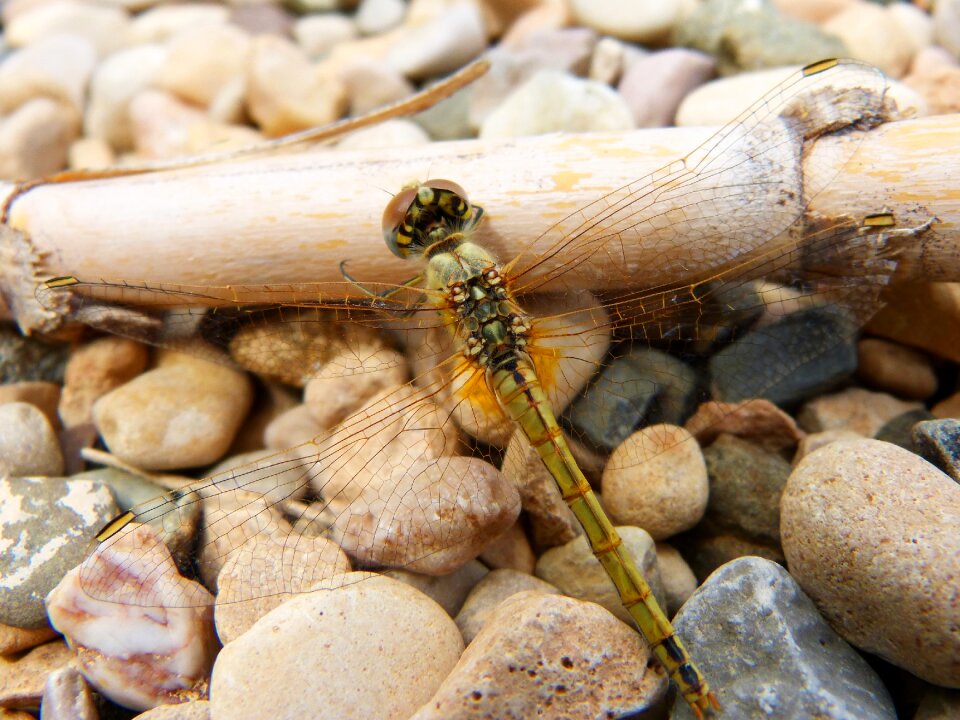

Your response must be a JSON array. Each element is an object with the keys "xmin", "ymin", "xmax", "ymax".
[
  {"xmin": 210, "ymin": 573, "xmax": 464, "ymax": 720},
  {"xmin": 676, "ymin": 65, "xmax": 795, "ymax": 126},
  {"xmin": 500, "ymin": 430, "xmax": 582, "ymax": 548},
  {"xmin": 0, "ymin": 621, "xmax": 56, "ymax": 655},
  {"xmin": 535, "ymin": 525, "xmax": 666, "ymax": 625},
  {"xmin": 933, "ymin": 390, "xmax": 960, "ymax": 419},
  {"xmin": 294, "ymin": 13, "xmax": 358, "ymax": 58},
  {"xmin": 454, "ymin": 569, "xmax": 560, "ymax": 643},
  {"xmin": 0, "ymin": 381, "xmax": 60, "ymax": 429},
  {"xmin": 671, "ymin": 557, "xmax": 896, "ymax": 719},
  {"xmin": 477, "ymin": 520, "xmax": 535, "ymax": 574},
  {"xmin": 0, "ymin": 97, "xmax": 80, "ymax": 181},
  {"xmin": 934, "ymin": 0, "xmax": 960, "ymax": 59},
  {"xmin": 857, "ymin": 337, "xmax": 937, "ymax": 400},
  {"xmin": 230, "ymin": 4, "xmax": 294, "ymax": 39},
  {"xmin": 792, "ymin": 428, "xmax": 863, "ymax": 463},
  {"xmin": 0, "ymin": 402, "xmax": 64, "ymax": 477},
  {"xmin": 782, "ymin": 439, "xmax": 960, "ymax": 686},
  {"xmin": 685, "ymin": 398, "xmax": 805, "ymax": 453},
  {"xmin": 58, "ymin": 336, "xmax": 149, "ymax": 429},
  {"xmin": 569, "ymin": 0, "xmax": 682, "ymax": 43},
  {"xmin": 356, "ymin": 0, "xmax": 406, "ymax": 35},
  {"xmin": 567, "ymin": 348, "xmax": 699, "ymax": 451},
  {"xmin": 339, "ymin": 118, "xmax": 431, "ymax": 150},
  {"xmin": 0, "ymin": 477, "xmax": 116, "ymax": 628},
  {"xmin": 46, "ymin": 524, "xmax": 218, "ymax": 710},
  {"xmin": 385, "ymin": 2, "xmax": 487, "ymax": 80},
  {"xmin": 873, "ymin": 408, "xmax": 936, "ymax": 449},
  {"xmin": 0, "ymin": 641, "xmax": 77, "ymax": 712},
  {"xmin": 866, "ymin": 282, "xmax": 960, "ymax": 363},
  {"xmin": 500, "ymin": 0, "xmax": 571, "ymax": 47},
  {"xmin": 93, "ymin": 351, "xmax": 253, "ymax": 470},
  {"xmin": 246, "ymin": 35, "xmax": 348, "ymax": 136},
  {"xmin": 127, "ymin": 4, "xmax": 229, "ymax": 45},
  {"xmin": 68, "ymin": 135, "xmax": 115, "ymax": 169},
  {"xmin": 338, "ymin": 58, "xmax": 414, "ymax": 116},
  {"xmin": 674, "ymin": 0, "xmax": 846, "ymax": 75},
  {"xmin": 481, "ymin": 69, "xmax": 634, "ymax": 138},
  {"xmin": 602, "ymin": 424, "xmax": 709, "ymax": 540},
  {"xmin": 410, "ymin": 591, "xmax": 668, "ymax": 720},
  {"xmin": 153, "ymin": 24, "xmax": 251, "ymax": 109},
  {"xmin": 703, "ymin": 433, "xmax": 791, "ymax": 543},
  {"xmin": 912, "ymin": 418, "xmax": 960, "ymax": 482},
  {"xmin": 136, "ymin": 700, "xmax": 211, "ymax": 720},
  {"xmin": 889, "ymin": 2, "xmax": 935, "ymax": 57},
  {"xmin": 479, "ymin": 0, "xmax": 543, "ymax": 38},
  {"xmin": 83, "ymin": 43, "xmax": 167, "ymax": 152},
  {"xmin": 709, "ymin": 305, "xmax": 859, "ymax": 407},
  {"xmin": 654, "ymin": 542, "xmax": 697, "ymax": 616},
  {"xmin": 0, "ymin": 327, "xmax": 68, "ymax": 384},
  {"xmin": 263, "ymin": 403, "xmax": 324, "ymax": 449},
  {"xmin": 913, "ymin": 688, "xmax": 960, "ymax": 720},
  {"xmin": 215, "ymin": 533, "xmax": 352, "ymax": 643},
  {"xmin": 823, "ymin": 2, "xmax": 916, "ymax": 77},
  {"xmin": 41, "ymin": 666, "xmax": 97, "ymax": 720},
  {"xmin": 772, "ymin": 0, "xmax": 856, "ymax": 24},
  {"xmin": 671, "ymin": 527, "xmax": 785, "ymax": 581},
  {"xmin": 5, "ymin": 0, "xmax": 130, "ymax": 57},
  {"xmin": 588, "ymin": 36, "xmax": 631, "ymax": 85},
  {"xmin": 388, "ymin": 560, "xmax": 489, "ymax": 617},
  {"xmin": 618, "ymin": 48, "xmax": 716, "ymax": 127},
  {"xmin": 0, "ymin": 34, "xmax": 96, "ymax": 116},
  {"xmin": 796, "ymin": 387, "xmax": 923, "ymax": 437},
  {"xmin": 904, "ymin": 55, "xmax": 960, "ymax": 114}
]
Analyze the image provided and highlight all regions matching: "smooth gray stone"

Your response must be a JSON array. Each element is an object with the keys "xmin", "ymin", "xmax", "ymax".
[
  {"xmin": 874, "ymin": 408, "xmax": 936, "ymax": 450},
  {"xmin": 670, "ymin": 556, "xmax": 895, "ymax": 720}
]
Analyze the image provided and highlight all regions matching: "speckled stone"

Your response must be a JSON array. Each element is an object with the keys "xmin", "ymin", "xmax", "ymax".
[
  {"xmin": 670, "ymin": 557, "xmax": 895, "ymax": 719},
  {"xmin": 0, "ymin": 640, "xmax": 78, "ymax": 712},
  {"xmin": 782, "ymin": 439, "xmax": 960, "ymax": 686},
  {"xmin": 454, "ymin": 568, "xmax": 560, "ymax": 643},
  {"xmin": 912, "ymin": 418, "xmax": 960, "ymax": 482},
  {"xmin": 0, "ymin": 402, "xmax": 64, "ymax": 477},
  {"xmin": 0, "ymin": 477, "xmax": 116, "ymax": 628}
]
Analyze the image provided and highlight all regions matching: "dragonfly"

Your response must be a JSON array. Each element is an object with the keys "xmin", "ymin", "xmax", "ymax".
[{"xmin": 32, "ymin": 58, "xmax": 922, "ymax": 718}]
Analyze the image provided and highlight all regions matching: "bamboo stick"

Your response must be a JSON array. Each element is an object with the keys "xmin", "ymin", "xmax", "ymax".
[{"xmin": 1, "ymin": 113, "xmax": 957, "ymax": 334}]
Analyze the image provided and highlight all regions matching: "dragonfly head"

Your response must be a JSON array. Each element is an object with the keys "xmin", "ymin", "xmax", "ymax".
[{"xmin": 382, "ymin": 179, "xmax": 484, "ymax": 259}]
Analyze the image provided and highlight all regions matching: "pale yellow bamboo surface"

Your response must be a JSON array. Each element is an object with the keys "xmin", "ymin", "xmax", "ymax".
[{"xmin": 1, "ymin": 113, "xmax": 957, "ymax": 331}]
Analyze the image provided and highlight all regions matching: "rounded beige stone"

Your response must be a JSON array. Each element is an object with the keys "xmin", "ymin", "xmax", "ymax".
[
  {"xmin": 857, "ymin": 337, "xmax": 937, "ymax": 400},
  {"xmin": 0, "ymin": 401, "xmax": 64, "ymax": 476},
  {"xmin": 455, "ymin": 568, "xmax": 561, "ymax": 643},
  {"xmin": 782, "ymin": 439, "xmax": 960, "ymax": 686},
  {"xmin": 655, "ymin": 542, "xmax": 697, "ymax": 616},
  {"xmin": 210, "ymin": 573, "xmax": 464, "ymax": 720},
  {"xmin": 602, "ymin": 424, "xmax": 708, "ymax": 539}
]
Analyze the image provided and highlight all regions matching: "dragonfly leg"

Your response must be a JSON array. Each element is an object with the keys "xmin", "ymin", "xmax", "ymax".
[{"xmin": 339, "ymin": 260, "xmax": 424, "ymax": 299}]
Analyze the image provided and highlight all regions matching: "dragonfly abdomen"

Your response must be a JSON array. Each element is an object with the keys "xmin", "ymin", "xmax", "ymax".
[{"xmin": 488, "ymin": 355, "xmax": 717, "ymax": 717}]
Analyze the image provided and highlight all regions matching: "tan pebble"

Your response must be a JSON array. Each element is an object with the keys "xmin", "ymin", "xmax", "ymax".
[
  {"xmin": 128, "ymin": 4, "xmax": 229, "ymax": 44},
  {"xmin": 0, "ymin": 641, "xmax": 77, "ymax": 711},
  {"xmin": 867, "ymin": 282, "xmax": 960, "ymax": 362},
  {"xmin": 481, "ymin": 69, "xmax": 633, "ymax": 138},
  {"xmin": 246, "ymin": 35, "xmax": 348, "ymax": 136},
  {"xmin": 68, "ymin": 136, "xmax": 115, "ymax": 169},
  {"xmin": 589, "ymin": 36, "xmax": 630, "ymax": 84},
  {"xmin": 41, "ymin": 667, "xmax": 96, "ymax": 720},
  {"xmin": 857, "ymin": 337, "xmax": 937, "ymax": 400},
  {"xmin": 685, "ymin": 398, "xmax": 805, "ymax": 453},
  {"xmin": 388, "ymin": 560, "xmax": 488, "ymax": 617},
  {"xmin": 0, "ymin": 402, "xmax": 64, "ymax": 476},
  {"xmin": 501, "ymin": 430, "xmax": 582, "ymax": 547},
  {"xmin": 93, "ymin": 353, "xmax": 253, "ymax": 470},
  {"xmin": 569, "ymin": 0, "xmax": 682, "ymax": 43},
  {"xmin": 128, "ymin": 89, "xmax": 207, "ymax": 159},
  {"xmin": 501, "ymin": 0, "xmax": 570, "ymax": 47},
  {"xmin": 822, "ymin": 2, "xmax": 914, "ymax": 77},
  {"xmin": 782, "ymin": 439, "xmax": 960, "ymax": 686},
  {"xmin": 264, "ymin": 403, "xmax": 324, "ymax": 448},
  {"xmin": 677, "ymin": 66, "xmax": 795, "ymax": 126},
  {"xmin": 154, "ymin": 24, "xmax": 251, "ymax": 108},
  {"xmin": 228, "ymin": 381, "xmax": 299, "ymax": 455},
  {"xmin": 59, "ymin": 336, "xmax": 148, "ymax": 428},
  {"xmin": 888, "ymin": 2, "xmax": 934, "ymax": 56},
  {"xmin": 792, "ymin": 428, "xmax": 864, "ymax": 464},
  {"xmin": 386, "ymin": 2, "xmax": 487, "ymax": 81},
  {"xmin": 6, "ymin": 1, "xmax": 129, "ymax": 56},
  {"xmin": 337, "ymin": 58, "xmax": 413, "ymax": 116},
  {"xmin": 210, "ymin": 573, "xmax": 464, "ymax": 720},
  {"xmin": 904, "ymin": 60, "xmax": 960, "ymax": 115},
  {"xmin": 336, "ymin": 118, "xmax": 430, "ymax": 149},
  {"xmin": 0, "ymin": 621, "xmax": 57, "ymax": 655},
  {"xmin": 796, "ymin": 387, "xmax": 922, "ymax": 436},
  {"xmin": 536, "ymin": 525, "xmax": 666, "ymax": 625},
  {"xmin": 0, "ymin": 381, "xmax": 60, "ymax": 428},
  {"xmin": 356, "ymin": 0, "xmax": 405, "ymax": 35},
  {"xmin": 655, "ymin": 542, "xmax": 697, "ymax": 616},
  {"xmin": 618, "ymin": 48, "xmax": 714, "ymax": 128},
  {"xmin": 932, "ymin": 390, "xmax": 960, "ymax": 419},
  {"xmin": 134, "ymin": 700, "xmax": 210, "ymax": 719},
  {"xmin": 0, "ymin": 34, "xmax": 95, "ymax": 115},
  {"xmin": 772, "ymin": 0, "xmax": 856, "ymax": 23},
  {"xmin": 477, "ymin": 0, "xmax": 542, "ymax": 37},
  {"xmin": 410, "ymin": 591, "xmax": 668, "ymax": 720},
  {"xmin": 330, "ymin": 456, "xmax": 520, "ymax": 576},
  {"xmin": 294, "ymin": 13, "xmax": 358, "ymax": 58},
  {"xmin": 603, "ymin": 424, "xmax": 708, "ymax": 540},
  {"xmin": 478, "ymin": 519, "xmax": 535, "ymax": 574},
  {"xmin": 84, "ymin": 43, "xmax": 167, "ymax": 152},
  {"xmin": 455, "ymin": 568, "xmax": 560, "ymax": 643},
  {"xmin": 0, "ymin": 97, "xmax": 79, "ymax": 181},
  {"xmin": 215, "ymin": 534, "xmax": 351, "ymax": 643}
]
